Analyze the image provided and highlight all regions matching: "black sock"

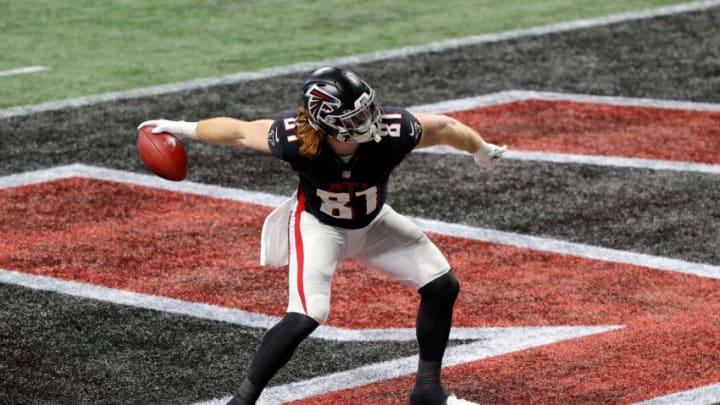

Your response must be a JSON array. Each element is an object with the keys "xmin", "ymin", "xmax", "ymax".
[
  {"xmin": 226, "ymin": 378, "xmax": 261, "ymax": 405},
  {"xmin": 409, "ymin": 359, "xmax": 449, "ymax": 405}
]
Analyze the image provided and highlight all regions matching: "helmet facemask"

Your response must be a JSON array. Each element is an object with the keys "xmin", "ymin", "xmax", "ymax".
[
  {"xmin": 321, "ymin": 89, "xmax": 382, "ymax": 143},
  {"xmin": 302, "ymin": 67, "xmax": 383, "ymax": 144}
]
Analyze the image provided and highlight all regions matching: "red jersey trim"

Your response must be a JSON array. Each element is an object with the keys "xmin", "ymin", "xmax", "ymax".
[{"xmin": 294, "ymin": 190, "xmax": 308, "ymax": 314}]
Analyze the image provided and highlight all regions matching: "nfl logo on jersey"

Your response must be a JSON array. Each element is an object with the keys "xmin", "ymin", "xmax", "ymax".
[{"xmin": 342, "ymin": 170, "xmax": 351, "ymax": 179}]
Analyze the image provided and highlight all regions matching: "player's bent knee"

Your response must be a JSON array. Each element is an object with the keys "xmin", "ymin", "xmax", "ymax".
[
  {"xmin": 307, "ymin": 309, "xmax": 329, "ymax": 324},
  {"xmin": 278, "ymin": 312, "xmax": 319, "ymax": 341},
  {"xmin": 306, "ymin": 296, "xmax": 331, "ymax": 324},
  {"xmin": 418, "ymin": 271, "xmax": 459, "ymax": 302}
]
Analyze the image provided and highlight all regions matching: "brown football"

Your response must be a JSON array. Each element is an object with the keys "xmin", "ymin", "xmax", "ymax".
[{"xmin": 137, "ymin": 125, "xmax": 188, "ymax": 181}]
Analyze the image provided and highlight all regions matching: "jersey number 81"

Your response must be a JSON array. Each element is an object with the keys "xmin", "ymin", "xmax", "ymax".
[{"xmin": 317, "ymin": 186, "xmax": 378, "ymax": 219}]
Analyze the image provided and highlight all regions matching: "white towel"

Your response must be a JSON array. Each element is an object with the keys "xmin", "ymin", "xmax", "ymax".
[{"xmin": 259, "ymin": 193, "xmax": 296, "ymax": 266}]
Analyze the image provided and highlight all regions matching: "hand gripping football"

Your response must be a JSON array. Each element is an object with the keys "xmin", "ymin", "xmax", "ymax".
[{"xmin": 137, "ymin": 125, "xmax": 188, "ymax": 181}]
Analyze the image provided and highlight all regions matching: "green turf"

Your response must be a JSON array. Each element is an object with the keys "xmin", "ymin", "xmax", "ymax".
[{"xmin": 0, "ymin": 0, "xmax": 687, "ymax": 108}]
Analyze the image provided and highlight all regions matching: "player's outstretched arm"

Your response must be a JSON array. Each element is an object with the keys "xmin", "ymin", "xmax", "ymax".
[
  {"xmin": 138, "ymin": 118, "xmax": 273, "ymax": 153},
  {"xmin": 413, "ymin": 112, "xmax": 506, "ymax": 168}
]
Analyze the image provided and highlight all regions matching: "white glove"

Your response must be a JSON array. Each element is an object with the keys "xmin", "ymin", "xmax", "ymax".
[
  {"xmin": 473, "ymin": 142, "xmax": 507, "ymax": 169},
  {"xmin": 137, "ymin": 119, "xmax": 198, "ymax": 139}
]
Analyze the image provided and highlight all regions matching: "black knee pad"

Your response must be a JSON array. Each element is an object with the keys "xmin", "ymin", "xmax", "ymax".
[
  {"xmin": 419, "ymin": 271, "xmax": 459, "ymax": 302},
  {"xmin": 268, "ymin": 312, "xmax": 319, "ymax": 346},
  {"xmin": 415, "ymin": 271, "xmax": 459, "ymax": 362}
]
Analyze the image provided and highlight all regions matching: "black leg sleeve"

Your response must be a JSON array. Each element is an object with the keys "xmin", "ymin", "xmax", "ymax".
[
  {"xmin": 228, "ymin": 312, "xmax": 319, "ymax": 404},
  {"xmin": 416, "ymin": 271, "xmax": 460, "ymax": 362},
  {"xmin": 248, "ymin": 312, "xmax": 319, "ymax": 386},
  {"xmin": 410, "ymin": 271, "xmax": 460, "ymax": 405}
]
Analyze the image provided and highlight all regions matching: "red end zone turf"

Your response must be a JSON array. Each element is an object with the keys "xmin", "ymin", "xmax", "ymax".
[
  {"xmin": 2, "ymin": 177, "xmax": 717, "ymax": 328},
  {"xmin": 449, "ymin": 99, "xmax": 720, "ymax": 164},
  {"xmin": 2, "ymin": 178, "xmax": 720, "ymax": 404}
]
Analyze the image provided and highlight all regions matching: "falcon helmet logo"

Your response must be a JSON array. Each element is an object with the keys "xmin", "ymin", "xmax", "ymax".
[{"xmin": 305, "ymin": 84, "xmax": 342, "ymax": 122}]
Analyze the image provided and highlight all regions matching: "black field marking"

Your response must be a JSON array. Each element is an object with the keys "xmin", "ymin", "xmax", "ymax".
[
  {"xmin": 0, "ymin": 283, "xmax": 420, "ymax": 405},
  {"xmin": 2, "ymin": 7, "xmax": 720, "ymax": 176},
  {"xmin": 361, "ymin": 6, "xmax": 720, "ymax": 106},
  {"xmin": 2, "ymin": 1, "xmax": 719, "ymax": 120},
  {"xmin": 392, "ymin": 154, "xmax": 720, "ymax": 266},
  {"xmin": 0, "ymin": 269, "xmax": 620, "ymax": 405},
  {"xmin": 2, "ymin": 8, "xmax": 719, "ymax": 174}
]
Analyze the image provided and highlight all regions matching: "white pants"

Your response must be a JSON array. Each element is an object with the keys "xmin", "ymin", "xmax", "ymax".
[{"xmin": 285, "ymin": 201, "xmax": 450, "ymax": 324}]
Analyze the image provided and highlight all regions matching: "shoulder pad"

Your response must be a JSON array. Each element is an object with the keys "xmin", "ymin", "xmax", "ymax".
[{"xmin": 268, "ymin": 111, "xmax": 302, "ymax": 161}]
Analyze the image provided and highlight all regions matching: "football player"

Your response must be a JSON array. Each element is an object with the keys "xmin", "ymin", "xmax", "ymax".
[{"xmin": 139, "ymin": 66, "xmax": 506, "ymax": 405}]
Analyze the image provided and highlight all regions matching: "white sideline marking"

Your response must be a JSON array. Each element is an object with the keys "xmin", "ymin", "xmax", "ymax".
[
  {"xmin": 411, "ymin": 90, "xmax": 720, "ymax": 175},
  {"xmin": 0, "ymin": 267, "xmax": 620, "ymax": 405},
  {"xmin": 419, "ymin": 147, "xmax": 720, "ymax": 175},
  {"xmin": 1, "ymin": 0, "xmax": 719, "ymax": 119},
  {"xmin": 0, "ymin": 268, "xmax": 621, "ymax": 343},
  {"xmin": 631, "ymin": 383, "xmax": 720, "ymax": 405},
  {"xmin": 413, "ymin": 217, "xmax": 720, "ymax": 280},
  {"xmin": 0, "ymin": 267, "xmax": 510, "ymax": 342},
  {"xmin": 1, "ymin": 164, "xmax": 718, "ymax": 280},
  {"xmin": 0, "ymin": 66, "xmax": 48, "ymax": 77},
  {"xmin": 409, "ymin": 89, "xmax": 720, "ymax": 114},
  {"xmin": 502, "ymin": 151, "xmax": 720, "ymax": 175},
  {"xmin": 194, "ymin": 325, "xmax": 621, "ymax": 405}
]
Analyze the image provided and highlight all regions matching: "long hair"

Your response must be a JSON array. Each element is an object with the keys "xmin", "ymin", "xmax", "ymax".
[{"xmin": 296, "ymin": 106, "xmax": 325, "ymax": 158}]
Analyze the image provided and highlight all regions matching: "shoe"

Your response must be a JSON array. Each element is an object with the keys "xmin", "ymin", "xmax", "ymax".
[{"xmin": 446, "ymin": 394, "xmax": 479, "ymax": 405}]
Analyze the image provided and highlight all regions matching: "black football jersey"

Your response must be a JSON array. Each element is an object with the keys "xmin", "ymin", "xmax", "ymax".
[{"xmin": 268, "ymin": 106, "xmax": 423, "ymax": 229}]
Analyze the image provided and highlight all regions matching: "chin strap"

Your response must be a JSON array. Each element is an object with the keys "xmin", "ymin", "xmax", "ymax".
[
  {"xmin": 370, "ymin": 126, "xmax": 382, "ymax": 142},
  {"xmin": 334, "ymin": 125, "xmax": 382, "ymax": 143}
]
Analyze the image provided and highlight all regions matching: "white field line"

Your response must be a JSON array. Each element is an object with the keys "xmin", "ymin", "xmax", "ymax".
[
  {"xmin": 1, "ymin": 0, "xmax": 720, "ymax": 119},
  {"xmin": 419, "ymin": 146, "xmax": 720, "ymax": 175},
  {"xmin": 409, "ymin": 89, "xmax": 720, "ymax": 114},
  {"xmin": 410, "ymin": 90, "xmax": 720, "ymax": 175},
  {"xmin": 0, "ymin": 66, "xmax": 48, "ymax": 77},
  {"xmin": 631, "ymin": 383, "xmax": 720, "ymax": 405},
  {"xmin": 1, "ymin": 164, "xmax": 718, "ymax": 280},
  {"xmin": 502, "ymin": 151, "xmax": 720, "ymax": 175},
  {"xmin": 194, "ymin": 325, "xmax": 621, "ymax": 405},
  {"xmin": 0, "ymin": 267, "xmax": 519, "ymax": 342},
  {"xmin": 0, "ymin": 265, "xmax": 622, "ymax": 405}
]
